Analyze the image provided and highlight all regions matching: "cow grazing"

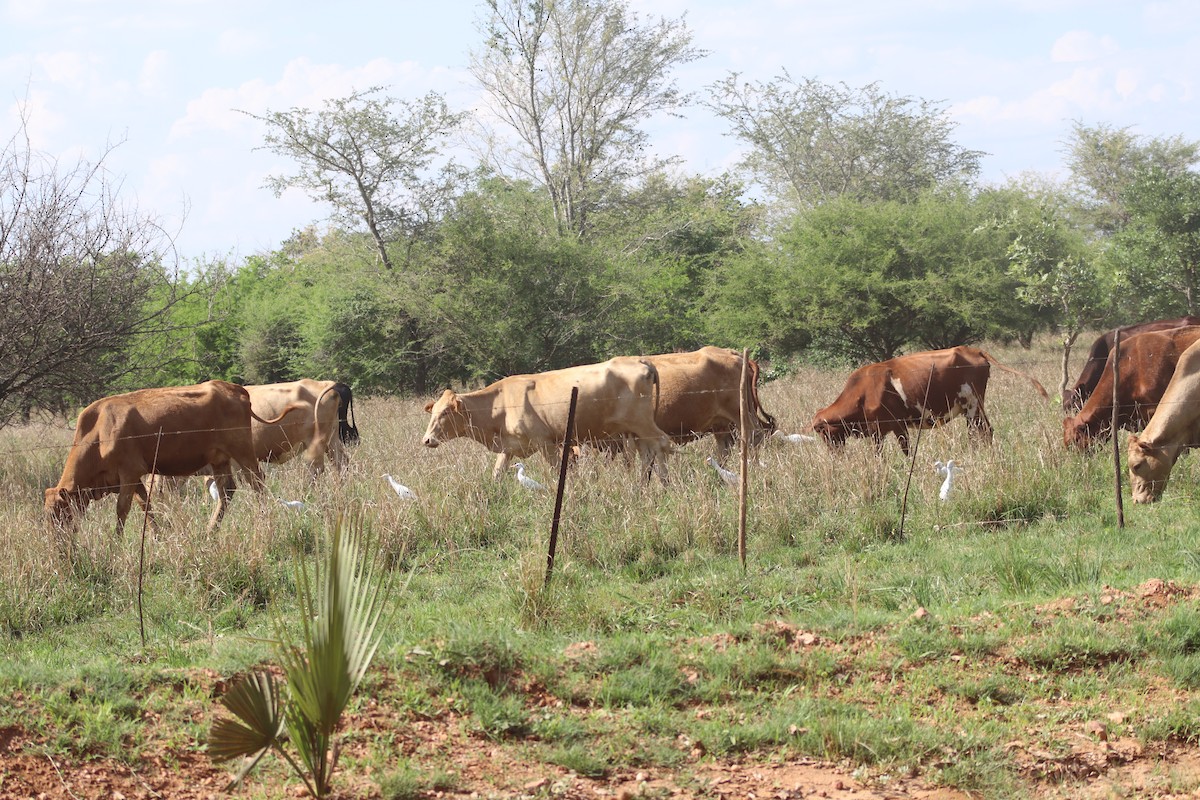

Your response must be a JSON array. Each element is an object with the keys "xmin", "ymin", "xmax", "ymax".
[
  {"xmin": 421, "ymin": 357, "xmax": 674, "ymax": 483},
  {"xmin": 641, "ymin": 347, "xmax": 776, "ymax": 464},
  {"xmin": 244, "ymin": 379, "xmax": 352, "ymax": 476},
  {"xmin": 809, "ymin": 346, "xmax": 1049, "ymax": 455},
  {"xmin": 45, "ymin": 381, "xmax": 304, "ymax": 535},
  {"xmin": 1064, "ymin": 316, "xmax": 1200, "ymax": 412},
  {"xmin": 1127, "ymin": 339, "xmax": 1200, "ymax": 503},
  {"xmin": 1063, "ymin": 327, "xmax": 1200, "ymax": 449}
]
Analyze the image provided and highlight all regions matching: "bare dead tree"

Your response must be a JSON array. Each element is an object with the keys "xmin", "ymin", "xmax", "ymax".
[{"xmin": 0, "ymin": 110, "xmax": 188, "ymax": 426}]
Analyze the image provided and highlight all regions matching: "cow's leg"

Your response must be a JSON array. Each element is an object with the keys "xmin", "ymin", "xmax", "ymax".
[
  {"xmin": 713, "ymin": 432, "xmax": 734, "ymax": 466},
  {"xmin": 636, "ymin": 437, "xmax": 670, "ymax": 486},
  {"xmin": 894, "ymin": 429, "xmax": 911, "ymax": 457},
  {"xmin": 492, "ymin": 452, "xmax": 512, "ymax": 480},
  {"xmin": 966, "ymin": 405, "xmax": 994, "ymax": 444},
  {"xmin": 207, "ymin": 468, "xmax": 236, "ymax": 533},
  {"xmin": 114, "ymin": 476, "xmax": 146, "ymax": 535}
]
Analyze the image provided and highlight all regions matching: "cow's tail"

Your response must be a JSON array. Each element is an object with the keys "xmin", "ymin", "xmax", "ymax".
[
  {"xmin": 333, "ymin": 382, "xmax": 360, "ymax": 445},
  {"xmin": 744, "ymin": 356, "xmax": 777, "ymax": 431},
  {"xmin": 252, "ymin": 401, "xmax": 308, "ymax": 425},
  {"xmin": 979, "ymin": 350, "xmax": 1050, "ymax": 400}
]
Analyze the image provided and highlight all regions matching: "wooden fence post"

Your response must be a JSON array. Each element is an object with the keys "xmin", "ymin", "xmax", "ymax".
[
  {"xmin": 738, "ymin": 349, "xmax": 749, "ymax": 571},
  {"xmin": 545, "ymin": 387, "xmax": 579, "ymax": 586},
  {"xmin": 1111, "ymin": 330, "xmax": 1125, "ymax": 528}
]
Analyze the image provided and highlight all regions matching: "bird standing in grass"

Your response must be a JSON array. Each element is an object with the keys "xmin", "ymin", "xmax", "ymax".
[
  {"xmin": 933, "ymin": 460, "xmax": 962, "ymax": 501},
  {"xmin": 279, "ymin": 499, "xmax": 306, "ymax": 511},
  {"xmin": 382, "ymin": 474, "xmax": 417, "ymax": 500},
  {"xmin": 706, "ymin": 456, "xmax": 739, "ymax": 487},
  {"xmin": 207, "ymin": 478, "xmax": 221, "ymax": 502},
  {"xmin": 772, "ymin": 430, "xmax": 817, "ymax": 444},
  {"xmin": 512, "ymin": 462, "xmax": 548, "ymax": 492}
]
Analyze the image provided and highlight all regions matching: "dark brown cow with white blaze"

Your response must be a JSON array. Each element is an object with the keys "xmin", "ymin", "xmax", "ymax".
[
  {"xmin": 1063, "ymin": 327, "xmax": 1200, "ymax": 450},
  {"xmin": 1064, "ymin": 316, "xmax": 1200, "ymax": 412},
  {"xmin": 606, "ymin": 347, "xmax": 777, "ymax": 465},
  {"xmin": 1128, "ymin": 339, "xmax": 1200, "ymax": 503},
  {"xmin": 45, "ymin": 381, "xmax": 304, "ymax": 535},
  {"xmin": 809, "ymin": 346, "xmax": 1049, "ymax": 455},
  {"xmin": 421, "ymin": 357, "xmax": 674, "ymax": 483}
]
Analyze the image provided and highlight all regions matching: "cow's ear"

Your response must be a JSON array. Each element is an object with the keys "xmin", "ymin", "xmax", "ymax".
[{"xmin": 424, "ymin": 400, "xmax": 435, "ymax": 413}]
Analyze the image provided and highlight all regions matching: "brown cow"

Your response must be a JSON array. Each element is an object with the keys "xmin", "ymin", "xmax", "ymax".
[
  {"xmin": 1128, "ymin": 339, "xmax": 1200, "ymax": 503},
  {"xmin": 608, "ymin": 347, "xmax": 777, "ymax": 465},
  {"xmin": 421, "ymin": 357, "xmax": 673, "ymax": 483},
  {"xmin": 1063, "ymin": 327, "xmax": 1200, "ymax": 449},
  {"xmin": 45, "ymin": 381, "xmax": 303, "ymax": 535},
  {"xmin": 1064, "ymin": 316, "xmax": 1200, "ymax": 412},
  {"xmin": 809, "ymin": 346, "xmax": 1049, "ymax": 455}
]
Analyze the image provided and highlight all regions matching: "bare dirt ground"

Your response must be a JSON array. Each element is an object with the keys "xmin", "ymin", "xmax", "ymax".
[
  {"xmin": 5, "ymin": 704, "xmax": 1200, "ymax": 800},
  {"xmin": 5, "ymin": 580, "xmax": 1200, "ymax": 799}
]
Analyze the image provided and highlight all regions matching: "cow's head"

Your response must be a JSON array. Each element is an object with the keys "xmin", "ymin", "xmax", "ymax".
[
  {"xmin": 1128, "ymin": 434, "xmax": 1177, "ymax": 503},
  {"xmin": 1062, "ymin": 416, "xmax": 1103, "ymax": 451},
  {"xmin": 44, "ymin": 486, "xmax": 86, "ymax": 531},
  {"xmin": 422, "ymin": 390, "xmax": 466, "ymax": 448},
  {"xmin": 809, "ymin": 418, "xmax": 848, "ymax": 450}
]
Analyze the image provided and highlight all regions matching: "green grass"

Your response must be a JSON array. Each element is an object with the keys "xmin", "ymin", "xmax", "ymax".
[{"xmin": 7, "ymin": 339, "xmax": 1200, "ymax": 797}]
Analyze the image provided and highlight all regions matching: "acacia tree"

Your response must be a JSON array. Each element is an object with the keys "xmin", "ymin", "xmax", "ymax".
[
  {"xmin": 1065, "ymin": 121, "xmax": 1200, "ymax": 235},
  {"xmin": 1109, "ymin": 166, "xmax": 1200, "ymax": 317},
  {"xmin": 471, "ymin": 0, "xmax": 705, "ymax": 238},
  {"xmin": 997, "ymin": 180, "xmax": 1105, "ymax": 399},
  {"xmin": 0, "ymin": 117, "xmax": 185, "ymax": 426},
  {"xmin": 245, "ymin": 88, "xmax": 465, "ymax": 393},
  {"xmin": 706, "ymin": 72, "xmax": 985, "ymax": 209}
]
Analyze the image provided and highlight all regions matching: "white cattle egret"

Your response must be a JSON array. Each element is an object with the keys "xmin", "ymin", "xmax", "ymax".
[
  {"xmin": 706, "ymin": 456, "xmax": 739, "ymax": 487},
  {"xmin": 279, "ymin": 499, "xmax": 306, "ymax": 511},
  {"xmin": 772, "ymin": 430, "xmax": 817, "ymax": 444},
  {"xmin": 512, "ymin": 462, "xmax": 548, "ymax": 492},
  {"xmin": 207, "ymin": 478, "xmax": 220, "ymax": 502},
  {"xmin": 382, "ymin": 474, "xmax": 418, "ymax": 500},
  {"xmin": 933, "ymin": 459, "xmax": 963, "ymax": 501}
]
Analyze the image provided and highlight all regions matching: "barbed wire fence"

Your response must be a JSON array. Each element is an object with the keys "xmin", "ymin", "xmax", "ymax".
[{"xmin": 7, "ymin": 347, "xmax": 1200, "ymax": 560}]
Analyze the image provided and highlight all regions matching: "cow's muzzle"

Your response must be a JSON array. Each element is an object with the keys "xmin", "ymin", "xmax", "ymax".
[{"xmin": 422, "ymin": 436, "xmax": 440, "ymax": 448}]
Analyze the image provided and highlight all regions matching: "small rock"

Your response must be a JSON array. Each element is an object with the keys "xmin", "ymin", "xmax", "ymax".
[{"xmin": 524, "ymin": 778, "xmax": 550, "ymax": 791}]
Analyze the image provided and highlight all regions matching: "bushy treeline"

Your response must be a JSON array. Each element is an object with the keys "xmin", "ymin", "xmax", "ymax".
[
  {"xmin": 130, "ymin": 165, "xmax": 1200, "ymax": 398},
  {"xmin": 5, "ymin": 0, "xmax": 1200, "ymax": 420}
]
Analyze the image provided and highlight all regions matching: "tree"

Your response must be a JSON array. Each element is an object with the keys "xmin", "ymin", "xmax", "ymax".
[
  {"xmin": 471, "ymin": 0, "xmax": 705, "ymax": 238},
  {"xmin": 1109, "ymin": 166, "xmax": 1200, "ymax": 317},
  {"xmin": 1065, "ymin": 121, "xmax": 1200, "ymax": 234},
  {"xmin": 246, "ymin": 88, "xmax": 466, "ymax": 393},
  {"xmin": 0, "ymin": 116, "xmax": 186, "ymax": 426},
  {"xmin": 705, "ymin": 188, "xmax": 1037, "ymax": 364},
  {"xmin": 996, "ymin": 180, "xmax": 1106, "ymax": 399},
  {"xmin": 248, "ymin": 88, "xmax": 465, "ymax": 271},
  {"xmin": 707, "ymin": 72, "xmax": 985, "ymax": 209}
]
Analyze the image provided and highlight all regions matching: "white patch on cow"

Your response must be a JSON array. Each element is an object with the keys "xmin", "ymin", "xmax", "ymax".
[
  {"xmin": 959, "ymin": 383, "xmax": 980, "ymax": 420},
  {"xmin": 890, "ymin": 376, "xmax": 908, "ymax": 405}
]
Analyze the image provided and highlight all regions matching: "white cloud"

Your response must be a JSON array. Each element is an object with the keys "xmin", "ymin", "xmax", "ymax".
[
  {"xmin": 217, "ymin": 28, "xmax": 261, "ymax": 57},
  {"xmin": 168, "ymin": 57, "xmax": 466, "ymax": 141},
  {"xmin": 138, "ymin": 50, "xmax": 170, "ymax": 95},
  {"xmin": 1050, "ymin": 30, "xmax": 1119, "ymax": 63},
  {"xmin": 34, "ymin": 50, "xmax": 91, "ymax": 87}
]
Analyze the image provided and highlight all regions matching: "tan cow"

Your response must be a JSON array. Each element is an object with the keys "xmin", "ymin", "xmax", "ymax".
[
  {"xmin": 244, "ymin": 379, "xmax": 351, "ymax": 475},
  {"xmin": 1128, "ymin": 339, "xmax": 1200, "ymax": 503},
  {"xmin": 421, "ymin": 357, "xmax": 673, "ymax": 483},
  {"xmin": 809, "ymin": 346, "xmax": 1049, "ymax": 455},
  {"xmin": 640, "ymin": 347, "xmax": 776, "ymax": 464},
  {"xmin": 1064, "ymin": 327, "xmax": 1200, "ymax": 449},
  {"xmin": 45, "ymin": 380, "xmax": 303, "ymax": 534}
]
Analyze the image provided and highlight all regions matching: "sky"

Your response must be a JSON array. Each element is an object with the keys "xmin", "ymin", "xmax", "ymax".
[{"xmin": 2, "ymin": 0, "xmax": 1198, "ymax": 262}]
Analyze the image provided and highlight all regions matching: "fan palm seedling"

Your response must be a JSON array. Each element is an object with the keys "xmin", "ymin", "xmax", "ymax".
[{"xmin": 207, "ymin": 513, "xmax": 400, "ymax": 797}]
